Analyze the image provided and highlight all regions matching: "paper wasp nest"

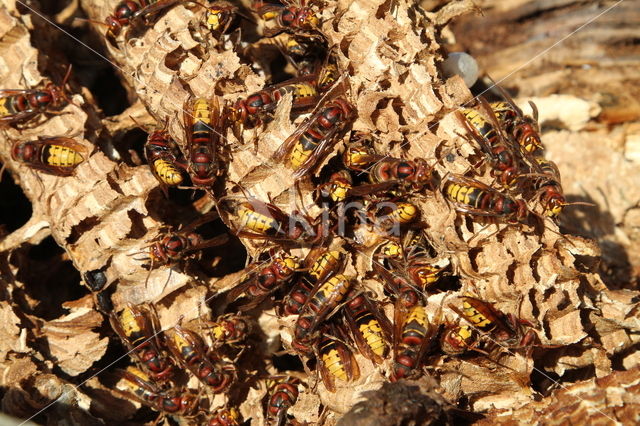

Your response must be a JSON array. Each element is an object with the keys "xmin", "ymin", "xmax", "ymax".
[{"xmin": 0, "ymin": 0, "xmax": 638, "ymax": 424}]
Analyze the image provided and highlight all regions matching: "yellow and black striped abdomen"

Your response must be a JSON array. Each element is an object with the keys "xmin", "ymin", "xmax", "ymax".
[
  {"xmin": 0, "ymin": 94, "xmax": 32, "ymax": 119},
  {"xmin": 392, "ymin": 202, "xmax": 418, "ymax": 223},
  {"xmin": 490, "ymin": 101, "xmax": 517, "ymax": 124},
  {"xmin": 153, "ymin": 159, "xmax": 183, "ymax": 185},
  {"xmin": 124, "ymin": 367, "xmax": 154, "ymax": 398},
  {"xmin": 287, "ymin": 82, "xmax": 317, "ymax": 100},
  {"xmin": 318, "ymin": 64, "xmax": 339, "ymax": 91},
  {"xmin": 320, "ymin": 340, "xmax": 349, "ymax": 381},
  {"xmin": 43, "ymin": 144, "xmax": 84, "ymax": 168},
  {"xmin": 191, "ymin": 98, "xmax": 213, "ymax": 145},
  {"xmin": 307, "ymin": 275, "xmax": 351, "ymax": 314},
  {"xmin": 237, "ymin": 204, "xmax": 282, "ymax": 235},
  {"xmin": 192, "ymin": 98, "xmax": 211, "ymax": 124},
  {"xmin": 119, "ymin": 307, "xmax": 144, "ymax": 343},
  {"xmin": 260, "ymin": 9, "xmax": 280, "ymax": 21},
  {"xmin": 400, "ymin": 305, "xmax": 429, "ymax": 347},
  {"xmin": 404, "ymin": 305, "xmax": 428, "ymax": 330},
  {"xmin": 462, "ymin": 299, "xmax": 493, "ymax": 329},
  {"xmin": 462, "ymin": 108, "xmax": 497, "ymax": 142},
  {"xmin": 308, "ymin": 251, "xmax": 341, "ymax": 283},
  {"xmin": 289, "ymin": 131, "xmax": 320, "ymax": 168},
  {"xmin": 169, "ymin": 332, "xmax": 197, "ymax": 364},
  {"xmin": 357, "ymin": 313, "xmax": 386, "ymax": 356},
  {"xmin": 0, "ymin": 96, "xmax": 17, "ymax": 117},
  {"xmin": 446, "ymin": 183, "xmax": 485, "ymax": 208},
  {"xmin": 535, "ymin": 157, "xmax": 561, "ymax": 184}
]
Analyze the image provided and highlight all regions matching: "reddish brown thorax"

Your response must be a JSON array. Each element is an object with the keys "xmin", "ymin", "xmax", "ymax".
[{"xmin": 12, "ymin": 141, "xmax": 37, "ymax": 162}]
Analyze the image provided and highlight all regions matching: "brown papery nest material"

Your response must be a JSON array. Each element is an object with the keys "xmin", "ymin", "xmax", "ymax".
[{"xmin": 0, "ymin": 0, "xmax": 638, "ymax": 424}]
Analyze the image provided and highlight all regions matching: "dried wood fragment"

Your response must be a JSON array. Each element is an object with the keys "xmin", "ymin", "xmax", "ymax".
[{"xmin": 477, "ymin": 367, "xmax": 640, "ymax": 425}]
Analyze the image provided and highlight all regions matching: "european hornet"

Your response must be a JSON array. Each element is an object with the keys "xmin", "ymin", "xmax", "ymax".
[
  {"xmin": 369, "ymin": 157, "xmax": 433, "ymax": 192},
  {"xmin": 143, "ymin": 126, "xmax": 186, "ymax": 192},
  {"xmin": 146, "ymin": 213, "xmax": 229, "ymax": 267},
  {"xmin": 225, "ymin": 76, "xmax": 319, "ymax": 127},
  {"xmin": 254, "ymin": 0, "xmax": 320, "ymax": 37},
  {"xmin": 292, "ymin": 274, "xmax": 353, "ymax": 353},
  {"xmin": 109, "ymin": 304, "xmax": 175, "ymax": 382},
  {"xmin": 0, "ymin": 66, "xmax": 72, "ymax": 127},
  {"xmin": 488, "ymin": 78, "xmax": 543, "ymax": 154},
  {"xmin": 227, "ymin": 252, "xmax": 301, "ymax": 310},
  {"xmin": 532, "ymin": 157, "xmax": 566, "ymax": 218},
  {"xmin": 208, "ymin": 406, "xmax": 242, "ymax": 426},
  {"xmin": 102, "ymin": 0, "xmax": 181, "ymax": 46},
  {"xmin": 317, "ymin": 323, "xmax": 360, "ymax": 392},
  {"xmin": 376, "ymin": 249, "xmax": 434, "ymax": 380},
  {"xmin": 449, "ymin": 294, "xmax": 538, "ymax": 351},
  {"xmin": 316, "ymin": 170, "xmax": 353, "ymax": 204},
  {"xmin": 443, "ymin": 174, "xmax": 529, "ymax": 224},
  {"xmin": 208, "ymin": 313, "xmax": 252, "ymax": 347},
  {"xmin": 392, "ymin": 302, "xmax": 434, "ymax": 380},
  {"xmin": 164, "ymin": 325, "xmax": 236, "ymax": 393},
  {"xmin": 459, "ymin": 102, "xmax": 503, "ymax": 151},
  {"xmin": 274, "ymin": 95, "xmax": 355, "ymax": 179},
  {"xmin": 265, "ymin": 375, "xmax": 301, "ymax": 426},
  {"xmin": 183, "ymin": 96, "xmax": 225, "ymax": 187},
  {"xmin": 458, "ymin": 98, "xmax": 523, "ymax": 189},
  {"xmin": 528, "ymin": 157, "xmax": 591, "ymax": 219},
  {"xmin": 282, "ymin": 249, "xmax": 345, "ymax": 315},
  {"xmin": 343, "ymin": 292, "xmax": 393, "ymax": 364},
  {"xmin": 218, "ymin": 196, "xmax": 328, "ymax": 245},
  {"xmin": 11, "ymin": 137, "xmax": 87, "ymax": 176},
  {"xmin": 116, "ymin": 366, "xmax": 199, "ymax": 416},
  {"xmin": 492, "ymin": 100, "xmax": 542, "ymax": 154},
  {"xmin": 440, "ymin": 323, "xmax": 478, "ymax": 355},
  {"xmin": 348, "ymin": 157, "xmax": 434, "ymax": 197}
]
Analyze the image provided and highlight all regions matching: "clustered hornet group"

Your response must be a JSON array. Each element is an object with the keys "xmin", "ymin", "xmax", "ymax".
[{"xmin": 1, "ymin": 0, "xmax": 575, "ymax": 424}]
